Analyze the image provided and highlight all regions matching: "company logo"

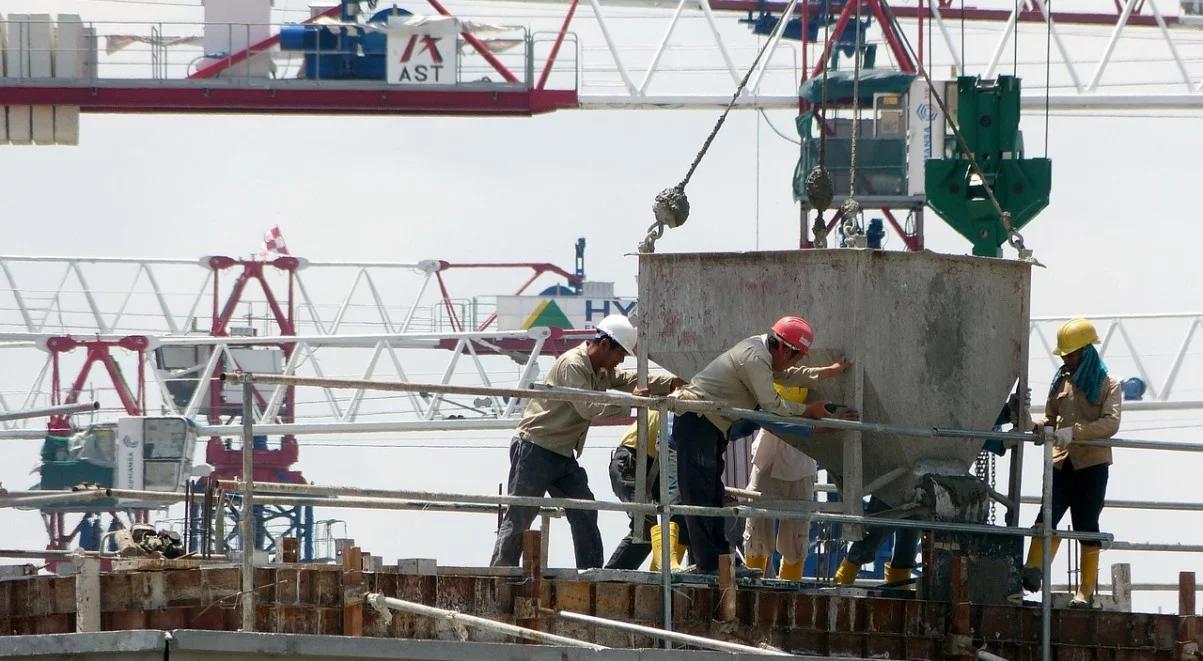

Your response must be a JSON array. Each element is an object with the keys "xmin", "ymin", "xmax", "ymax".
[
  {"xmin": 399, "ymin": 34, "xmax": 444, "ymax": 64},
  {"xmin": 121, "ymin": 434, "xmax": 139, "ymax": 448},
  {"xmin": 915, "ymin": 102, "xmax": 937, "ymax": 121},
  {"xmin": 395, "ymin": 33, "xmax": 447, "ymax": 83}
]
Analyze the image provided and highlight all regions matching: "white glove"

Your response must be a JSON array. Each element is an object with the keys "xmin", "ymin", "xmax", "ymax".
[{"xmin": 1053, "ymin": 427, "xmax": 1073, "ymax": 449}]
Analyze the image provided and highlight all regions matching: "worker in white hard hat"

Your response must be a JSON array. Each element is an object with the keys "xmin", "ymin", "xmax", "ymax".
[
  {"xmin": 672, "ymin": 315, "xmax": 857, "ymax": 577},
  {"xmin": 743, "ymin": 371, "xmax": 850, "ymax": 581},
  {"xmin": 1017, "ymin": 317, "xmax": 1122, "ymax": 608},
  {"xmin": 490, "ymin": 314, "xmax": 684, "ymax": 569}
]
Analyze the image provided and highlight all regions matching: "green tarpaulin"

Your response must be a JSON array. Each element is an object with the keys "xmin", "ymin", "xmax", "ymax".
[{"xmin": 799, "ymin": 69, "xmax": 915, "ymax": 106}]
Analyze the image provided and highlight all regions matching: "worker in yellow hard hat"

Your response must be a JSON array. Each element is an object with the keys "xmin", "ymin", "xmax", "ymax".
[
  {"xmin": 1016, "ymin": 318, "xmax": 1122, "ymax": 608},
  {"xmin": 743, "ymin": 365, "xmax": 854, "ymax": 581}
]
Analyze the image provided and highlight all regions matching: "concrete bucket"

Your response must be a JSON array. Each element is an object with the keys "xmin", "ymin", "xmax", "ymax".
[{"xmin": 638, "ymin": 249, "xmax": 1031, "ymax": 508}]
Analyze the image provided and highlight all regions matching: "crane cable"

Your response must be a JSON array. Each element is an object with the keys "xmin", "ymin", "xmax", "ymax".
[
  {"xmin": 876, "ymin": 0, "xmax": 1037, "ymax": 262},
  {"xmin": 639, "ymin": 0, "xmax": 801, "ymax": 254}
]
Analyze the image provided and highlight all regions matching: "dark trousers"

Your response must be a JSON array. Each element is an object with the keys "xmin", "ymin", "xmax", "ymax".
[
  {"xmin": 490, "ymin": 438, "xmax": 603, "ymax": 569},
  {"xmin": 846, "ymin": 496, "xmax": 922, "ymax": 569},
  {"xmin": 675, "ymin": 412, "xmax": 730, "ymax": 573},
  {"xmin": 604, "ymin": 446, "xmax": 689, "ymax": 569},
  {"xmin": 1034, "ymin": 461, "xmax": 1109, "ymax": 547}
]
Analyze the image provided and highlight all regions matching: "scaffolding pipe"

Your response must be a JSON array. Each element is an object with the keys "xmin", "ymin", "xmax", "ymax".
[
  {"xmin": 240, "ymin": 377, "xmax": 256, "ymax": 633},
  {"xmin": 1020, "ymin": 496, "xmax": 1203, "ymax": 512},
  {"xmin": 542, "ymin": 607, "xmax": 790, "ymax": 656},
  {"xmin": 220, "ymin": 480, "xmax": 1113, "ymax": 544},
  {"xmin": 247, "ymin": 494, "xmax": 561, "ymax": 517},
  {"xmin": 0, "ymin": 491, "xmax": 106, "ymax": 508},
  {"xmin": 365, "ymin": 593, "xmax": 608, "ymax": 651},
  {"xmin": 224, "ymin": 374, "xmax": 1203, "ymax": 453},
  {"xmin": 0, "ymin": 401, "xmax": 98, "ymax": 422}
]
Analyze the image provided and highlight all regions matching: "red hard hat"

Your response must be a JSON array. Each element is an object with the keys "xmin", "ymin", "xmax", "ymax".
[{"xmin": 771, "ymin": 315, "xmax": 814, "ymax": 354}]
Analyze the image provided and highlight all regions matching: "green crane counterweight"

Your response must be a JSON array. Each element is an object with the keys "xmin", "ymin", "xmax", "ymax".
[{"xmin": 925, "ymin": 76, "xmax": 1051, "ymax": 257}]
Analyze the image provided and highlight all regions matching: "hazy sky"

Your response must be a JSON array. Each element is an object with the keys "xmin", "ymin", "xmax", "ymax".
[{"xmin": 2, "ymin": 0, "xmax": 1201, "ymax": 614}]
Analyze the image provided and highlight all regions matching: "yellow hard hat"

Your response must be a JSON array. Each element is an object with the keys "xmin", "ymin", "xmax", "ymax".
[
  {"xmin": 774, "ymin": 383, "xmax": 809, "ymax": 404},
  {"xmin": 1054, "ymin": 318, "xmax": 1100, "ymax": 356}
]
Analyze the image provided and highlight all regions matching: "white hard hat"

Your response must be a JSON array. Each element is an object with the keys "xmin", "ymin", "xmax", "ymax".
[{"xmin": 595, "ymin": 314, "xmax": 637, "ymax": 354}]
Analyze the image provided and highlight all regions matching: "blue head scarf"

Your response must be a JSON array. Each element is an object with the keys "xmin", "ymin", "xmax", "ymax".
[{"xmin": 1051, "ymin": 344, "xmax": 1108, "ymax": 405}]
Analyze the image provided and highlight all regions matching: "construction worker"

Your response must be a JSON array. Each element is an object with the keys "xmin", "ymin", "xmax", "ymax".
[
  {"xmin": 672, "ymin": 316, "xmax": 843, "ymax": 577},
  {"xmin": 489, "ymin": 314, "xmax": 683, "ymax": 569},
  {"xmin": 832, "ymin": 497, "xmax": 922, "ymax": 588},
  {"xmin": 743, "ymin": 371, "xmax": 852, "ymax": 581},
  {"xmin": 603, "ymin": 408, "xmax": 690, "ymax": 571},
  {"xmin": 1018, "ymin": 317, "xmax": 1122, "ymax": 608}
]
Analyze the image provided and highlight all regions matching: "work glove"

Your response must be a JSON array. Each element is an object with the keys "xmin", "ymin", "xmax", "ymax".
[
  {"xmin": 1053, "ymin": 427, "xmax": 1074, "ymax": 449},
  {"xmin": 1035, "ymin": 424, "xmax": 1054, "ymax": 446}
]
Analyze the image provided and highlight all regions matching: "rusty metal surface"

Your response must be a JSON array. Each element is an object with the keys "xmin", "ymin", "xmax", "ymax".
[{"xmin": 638, "ymin": 249, "xmax": 1031, "ymax": 505}]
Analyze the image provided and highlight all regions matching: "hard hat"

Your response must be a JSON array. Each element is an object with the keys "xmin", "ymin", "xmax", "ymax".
[
  {"xmin": 1054, "ymin": 318, "xmax": 1100, "ymax": 356},
  {"xmin": 774, "ymin": 383, "xmax": 810, "ymax": 404},
  {"xmin": 595, "ymin": 314, "xmax": 637, "ymax": 354},
  {"xmin": 770, "ymin": 315, "xmax": 814, "ymax": 354}
]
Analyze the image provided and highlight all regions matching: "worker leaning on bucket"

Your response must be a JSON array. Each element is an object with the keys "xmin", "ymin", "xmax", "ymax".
[
  {"xmin": 744, "ymin": 375, "xmax": 851, "ymax": 582},
  {"xmin": 1018, "ymin": 317, "xmax": 1122, "ymax": 608},
  {"xmin": 489, "ymin": 314, "xmax": 684, "ymax": 569},
  {"xmin": 672, "ymin": 315, "xmax": 852, "ymax": 577}
]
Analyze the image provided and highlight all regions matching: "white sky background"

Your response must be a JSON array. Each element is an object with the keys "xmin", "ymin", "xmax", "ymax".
[{"xmin": 1, "ymin": 0, "xmax": 1201, "ymax": 614}]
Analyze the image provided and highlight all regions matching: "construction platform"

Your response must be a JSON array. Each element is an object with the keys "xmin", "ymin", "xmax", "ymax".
[{"xmin": 1, "ymin": 557, "xmax": 1200, "ymax": 660}]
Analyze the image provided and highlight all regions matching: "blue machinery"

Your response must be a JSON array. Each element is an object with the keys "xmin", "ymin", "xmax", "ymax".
[{"xmin": 279, "ymin": 2, "xmax": 412, "ymax": 80}]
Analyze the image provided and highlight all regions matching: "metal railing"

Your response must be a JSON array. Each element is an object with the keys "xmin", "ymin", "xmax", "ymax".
[{"xmin": 5, "ymin": 372, "xmax": 1201, "ymax": 658}]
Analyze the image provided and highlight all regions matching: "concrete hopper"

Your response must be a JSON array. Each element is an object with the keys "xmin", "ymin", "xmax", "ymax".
[{"xmin": 638, "ymin": 249, "xmax": 1031, "ymax": 507}]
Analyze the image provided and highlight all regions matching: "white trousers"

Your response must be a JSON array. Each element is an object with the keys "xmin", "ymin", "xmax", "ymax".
[{"xmin": 743, "ymin": 465, "xmax": 815, "ymax": 564}]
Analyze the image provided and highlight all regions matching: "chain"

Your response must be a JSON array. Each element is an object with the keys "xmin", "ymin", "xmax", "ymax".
[
  {"xmin": 806, "ymin": 0, "xmax": 835, "ymax": 248},
  {"xmin": 875, "ymin": 0, "xmax": 1037, "ymax": 262},
  {"xmin": 841, "ymin": 0, "xmax": 867, "ymax": 249},
  {"xmin": 642, "ymin": 0, "xmax": 801, "ymax": 254}
]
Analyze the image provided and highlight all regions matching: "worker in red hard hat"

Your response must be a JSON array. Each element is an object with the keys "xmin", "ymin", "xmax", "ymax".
[
  {"xmin": 489, "ymin": 314, "xmax": 684, "ymax": 569},
  {"xmin": 672, "ymin": 315, "xmax": 858, "ymax": 577}
]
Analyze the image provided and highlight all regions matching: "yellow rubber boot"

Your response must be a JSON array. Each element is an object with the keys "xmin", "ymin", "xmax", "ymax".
[
  {"xmin": 671, "ymin": 537, "xmax": 688, "ymax": 568},
  {"xmin": 884, "ymin": 563, "xmax": 913, "ymax": 589},
  {"xmin": 649, "ymin": 523, "xmax": 667, "ymax": 571},
  {"xmin": 1070, "ymin": 545, "xmax": 1100, "ymax": 608},
  {"xmin": 745, "ymin": 554, "xmax": 769, "ymax": 574},
  {"xmin": 779, "ymin": 558, "xmax": 805, "ymax": 581},
  {"xmin": 834, "ymin": 559, "xmax": 860, "ymax": 585},
  {"xmin": 1021, "ymin": 537, "xmax": 1062, "ymax": 592}
]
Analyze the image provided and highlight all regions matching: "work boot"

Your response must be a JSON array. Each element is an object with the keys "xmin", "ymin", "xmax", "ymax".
[
  {"xmin": 672, "ymin": 538, "xmax": 689, "ymax": 567},
  {"xmin": 779, "ymin": 558, "xmax": 805, "ymax": 582},
  {"xmin": 1022, "ymin": 537, "xmax": 1062, "ymax": 592},
  {"xmin": 649, "ymin": 524, "xmax": 666, "ymax": 571},
  {"xmin": 884, "ymin": 563, "xmax": 913, "ymax": 589},
  {"xmin": 1069, "ymin": 545, "xmax": 1100, "ymax": 608},
  {"xmin": 744, "ymin": 554, "xmax": 769, "ymax": 574},
  {"xmin": 734, "ymin": 562, "xmax": 763, "ymax": 580},
  {"xmin": 834, "ymin": 559, "xmax": 860, "ymax": 585}
]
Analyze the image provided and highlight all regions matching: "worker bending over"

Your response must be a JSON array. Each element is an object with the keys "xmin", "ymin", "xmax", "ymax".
[
  {"xmin": 604, "ymin": 408, "xmax": 690, "ymax": 570},
  {"xmin": 490, "ymin": 315, "xmax": 682, "ymax": 569},
  {"xmin": 1019, "ymin": 317, "xmax": 1122, "ymax": 608},
  {"xmin": 674, "ymin": 316, "xmax": 849, "ymax": 576},
  {"xmin": 744, "ymin": 368, "xmax": 852, "ymax": 581}
]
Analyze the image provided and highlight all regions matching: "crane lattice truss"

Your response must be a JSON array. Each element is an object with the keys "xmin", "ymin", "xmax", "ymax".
[
  {"xmin": 0, "ymin": 255, "xmax": 596, "ymax": 438},
  {"xmin": 0, "ymin": 254, "xmax": 1199, "ymax": 440},
  {"xmin": 4, "ymin": 0, "xmax": 1203, "ymax": 115}
]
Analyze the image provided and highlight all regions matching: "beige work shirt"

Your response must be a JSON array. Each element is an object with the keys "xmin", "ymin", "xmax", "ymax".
[
  {"xmin": 516, "ymin": 343, "xmax": 677, "ymax": 457},
  {"xmin": 676, "ymin": 335, "xmax": 820, "ymax": 433},
  {"xmin": 1049, "ymin": 374, "xmax": 1122, "ymax": 470}
]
